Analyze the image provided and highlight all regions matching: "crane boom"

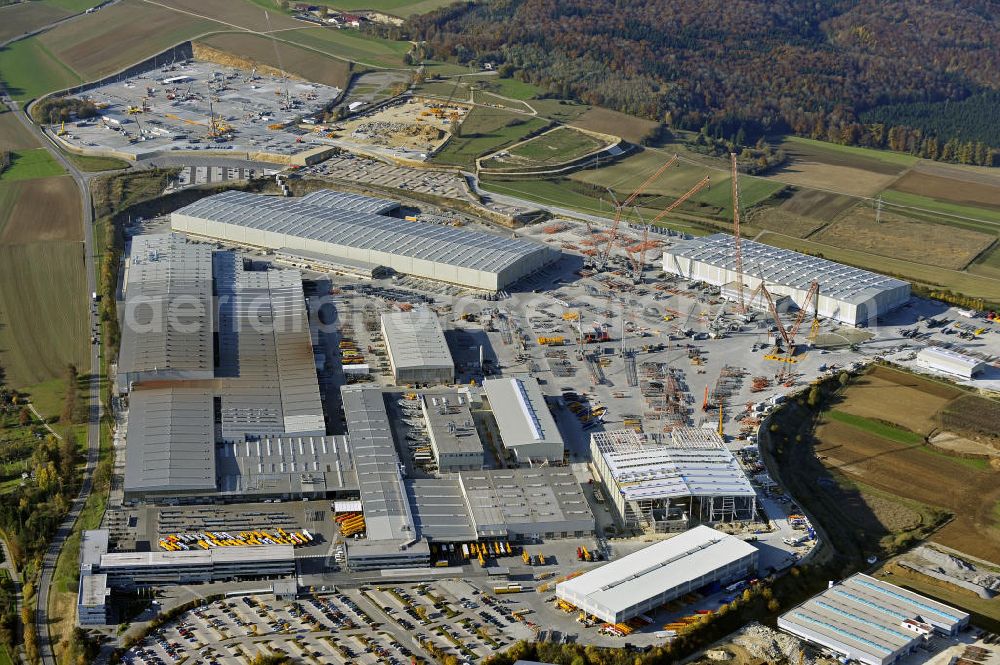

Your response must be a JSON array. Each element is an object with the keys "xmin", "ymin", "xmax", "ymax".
[
  {"xmin": 648, "ymin": 175, "xmax": 710, "ymax": 226},
  {"xmin": 759, "ymin": 281, "xmax": 792, "ymax": 349},
  {"xmin": 597, "ymin": 154, "xmax": 677, "ymax": 268},
  {"xmin": 730, "ymin": 153, "xmax": 745, "ymax": 313},
  {"xmin": 786, "ymin": 281, "xmax": 820, "ymax": 345}
]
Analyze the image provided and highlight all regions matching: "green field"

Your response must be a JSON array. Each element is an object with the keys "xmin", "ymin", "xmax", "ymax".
[
  {"xmin": 0, "ymin": 149, "xmax": 66, "ymax": 182},
  {"xmin": 64, "ymin": 153, "xmax": 129, "ymax": 173},
  {"xmin": 782, "ymin": 135, "xmax": 921, "ymax": 169},
  {"xmin": 282, "ymin": 26, "xmax": 412, "ymax": 68},
  {"xmin": 0, "ymin": 2, "xmax": 70, "ymax": 43},
  {"xmin": 0, "ymin": 644, "xmax": 12, "ymax": 665},
  {"xmin": 0, "ymin": 37, "xmax": 81, "ymax": 101},
  {"xmin": 473, "ymin": 76, "xmax": 542, "ymax": 101},
  {"xmin": 431, "ymin": 107, "xmax": 549, "ymax": 170},
  {"xmin": 824, "ymin": 410, "xmax": 925, "ymax": 445},
  {"xmin": 481, "ymin": 126, "xmax": 606, "ymax": 170},
  {"xmin": 881, "ymin": 189, "xmax": 1000, "ymax": 226},
  {"xmin": 570, "ymin": 150, "xmax": 784, "ymax": 214}
]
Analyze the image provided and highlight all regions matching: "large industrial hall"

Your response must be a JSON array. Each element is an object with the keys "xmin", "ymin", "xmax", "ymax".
[
  {"xmin": 662, "ymin": 233, "xmax": 911, "ymax": 326},
  {"xmin": 170, "ymin": 189, "xmax": 560, "ymax": 291}
]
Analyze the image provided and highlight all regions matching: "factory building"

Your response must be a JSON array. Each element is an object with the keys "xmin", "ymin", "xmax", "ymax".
[
  {"xmin": 483, "ymin": 376, "xmax": 564, "ymax": 464},
  {"xmin": 556, "ymin": 526, "xmax": 758, "ymax": 624},
  {"xmin": 80, "ymin": 529, "xmax": 295, "ymax": 589},
  {"xmin": 590, "ymin": 428, "xmax": 756, "ymax": 532},
  {"xmin": 778, "ymin": 573, "xmax": 970, "ymax": 665},
  {"xmin": 120, "ymin": 234, "xmax": 326, "ymax": 502},
  {"xmin": 420, "ymin": 390, "xmax": 484, "ymax": 471},
  {"xmin": 380, "ymin": 310, "xmax": 455, "ymax": 385},
  {"xmin": 116, "ymin": 234, "xmax": 215, "ymax": 393},
  {"xmin": 405, "ymin": 467, "xmax": 595, "ymax": 542},
  {"xmin": 915, "ymin": 346, "xmax": 987, "ymax": 379},
  {"xmin": 340, "ymin": 385, "xmax": 430, "ymax": 571},
  {"xmin": 171, "ymin": 190, "xmax": 559, "ymax": 291},
  {"xmin": 663, "ymin": 234, "xmax": 911, "ymax": 327}
]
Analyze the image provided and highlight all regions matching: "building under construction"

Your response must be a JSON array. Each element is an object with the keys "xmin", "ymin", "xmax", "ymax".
[
  {"xmin": 662, "ymin": 234, "xmax": 910, "ymax": 327},
  {"xmin": 590, "ymin": 428, "xmax": 756, "ymax": 533}
]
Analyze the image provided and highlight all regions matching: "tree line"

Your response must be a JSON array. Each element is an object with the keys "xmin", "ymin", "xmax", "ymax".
[{"xmin": 391, "ymin": 0, "xmax": 1000, "ymax": 165}]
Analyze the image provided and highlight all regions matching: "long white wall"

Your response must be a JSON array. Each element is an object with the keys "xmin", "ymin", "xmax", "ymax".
[
  {"xmin": 172, "ymin": 213, "xmax": 556, "ymax": 290},
  {"xmin": 664, "ymin": 254, "xmax": 910, "ymax": 327}
]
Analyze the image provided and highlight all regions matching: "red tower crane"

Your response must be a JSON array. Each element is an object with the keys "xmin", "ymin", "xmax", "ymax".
[
  {"xmin": 730, "ymin": 153, "xmax": 745, "ymax": 313},
  {"xmin": 595, "ymin": 154, "xmax": 678, "ymax": 270}
]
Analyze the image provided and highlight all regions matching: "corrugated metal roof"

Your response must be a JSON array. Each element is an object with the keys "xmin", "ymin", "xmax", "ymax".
[
  {"xmin": 299, "ymin": 188, "xmax": 400, "ymax": 215},
  {"xmin": 123, "ymin": 387, "xmax": 217, "ymax": 494},
  {"xmin": 557, "ymin": 526, "xmax": 757, "ymax": 614},
  {"xmin": 405, "ymin": 477, "xmax": 478, "ymax": 541},
  {"xmin": 916, "ymin": 346, "xmax": 985, "ymax": 372},
  {"xmin": 483, "ymin": 377, "xmax": 563, "ymax": 449},
  {"xmin": 665, "ymin": 234, "xmax": 909, "ymax": 304},
  {"xmin": 215, "ymin": 434, "xmax": 358, "ymax": 496},
  {"xmin": 341, "ymin": 386, "xmax": 415, "ymax": 542},
  {"xmin": 173, "ymin": 190, "xmax": 550, "ymax": 273},
  {"xmin": 779, "ymin": 573, "xmax": 969, "ymax": 661},
  {"xmin": 118, "ymin": 234, "xmax": 214, "ymax": 381},
  {"xmin": 214, "ymin": 252, "xmax": 325, "ymax": 438},
  {"xmin": 381, "ymin": 310, "xmax": 454, "ymax": 372}
]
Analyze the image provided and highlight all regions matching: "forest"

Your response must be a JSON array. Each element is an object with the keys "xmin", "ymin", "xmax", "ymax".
[{"xmin": 395, "ymin": 0, "xmax": 1000, "ymax": 164}]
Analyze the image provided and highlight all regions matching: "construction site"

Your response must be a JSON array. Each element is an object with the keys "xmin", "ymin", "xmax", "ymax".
[
  {"xmin": 310, "ymin": 97, "xmax": 470, "ymax": 162},
  {"xmin": 48, "ymin": 58, "xmax": 344, "ymax": 163}
]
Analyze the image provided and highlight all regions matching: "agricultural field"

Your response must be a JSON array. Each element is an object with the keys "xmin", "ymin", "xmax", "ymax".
[
  {"xmin": 33, "ymin": 0, "xmax": 221, "ymax": 83},
  {"xmin": 0, "ymin": 148, "xmax": 66, "ymax": 182},
  {"xmin": 0, "ymin": 241, "xmax": 88, "ymax": 388},
  {"xmin": 813, "ymin": 366, "xmax": 1000, "ymax": 563},
  {"xmin": 159, "ymin": 0, "xmax": 303, "ymax": 31},
  {"xmin": 570, "ymin": 150, "xmax": 783, "ymax": 215},
  {"xmin": 196, "ymin": 33, "xmax": 351, "ymax": 88},
  {"xmin": 810, "ymin": 207, "xmax": 995, "ymax": 270},
  {"xmin": 63, "ymin": 153, "xmax": 129, "ymax": 172},
  {"xmin": 0, "ymin": 177, "xmax": 82, "ymax": 243},
  {"xmin": 889, "ymin": 166, "xmax": 1000, "ymax": 213},
  {"xmin": 0, "ymin": 1, "xmax": 70, "ymax": 43},
  {"xmin": 772, "ymin": 136, "xmax": 915, "ymax": 197},
  {"xmin": 281, "ymin": 25, "xmax": 412, "ymax": 68},
  {"xmin": 776, "ymin": 188, "xmax": 857, "ymax": 222},
  {"xmin": 431, "ymin": 106, "xmax": 549, "ymax": 170},
  {"xmin": 757, "ymin": 231, "xmax": 1000, "ymax": 302},
  {"xmin": 569, "ymin": 106, "xmax": 660, "ymax": 144},
  {"xmin": 0, "ymin": 106, "xmax": 39, "ymax": 151},
  {"xmin": 481, "ymin": 126, "xmax": 607, "ymax": 170}
]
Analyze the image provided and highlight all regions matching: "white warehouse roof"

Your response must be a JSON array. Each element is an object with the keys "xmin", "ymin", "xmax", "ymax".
[
  {"xmin": 483, "ymin": 376, "xmax": 564, "ymax": 462},
  {"xmin": 381, "ymin": 310, "xmax": 454, "ymax": 373},
  {"xmin": 557, "ymin": 526, "xmax": 757, "ymax": 621},
  {"xmin": 171, "ymin": 190, "xmax": 558, "ymax": 290},
  {"xmin": 665, "ymin": 234, "xmax": 908, "ymax": 305},
  {"xmin": 298, "ymin": 188, "xmax": 400, "ymax": 215},
  {"xmin": 916, "ymin": 346, "xmax": 986, "ymax": 379}
]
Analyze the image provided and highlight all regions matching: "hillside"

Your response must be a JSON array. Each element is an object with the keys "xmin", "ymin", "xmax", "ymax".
[{"xmin": 401, "ymin": 0, "xmax": 1000, "ymax": 163}]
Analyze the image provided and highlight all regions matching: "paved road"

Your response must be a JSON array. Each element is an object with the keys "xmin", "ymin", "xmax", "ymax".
[{"xmin": 1, "ymin": 96, "xmax": 103, "ymax": 665}]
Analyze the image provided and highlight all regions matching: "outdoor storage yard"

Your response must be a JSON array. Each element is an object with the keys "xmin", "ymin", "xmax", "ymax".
[{"xmin": 50, "ymin": 58, "xmax": 343, "ymax": 161}]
